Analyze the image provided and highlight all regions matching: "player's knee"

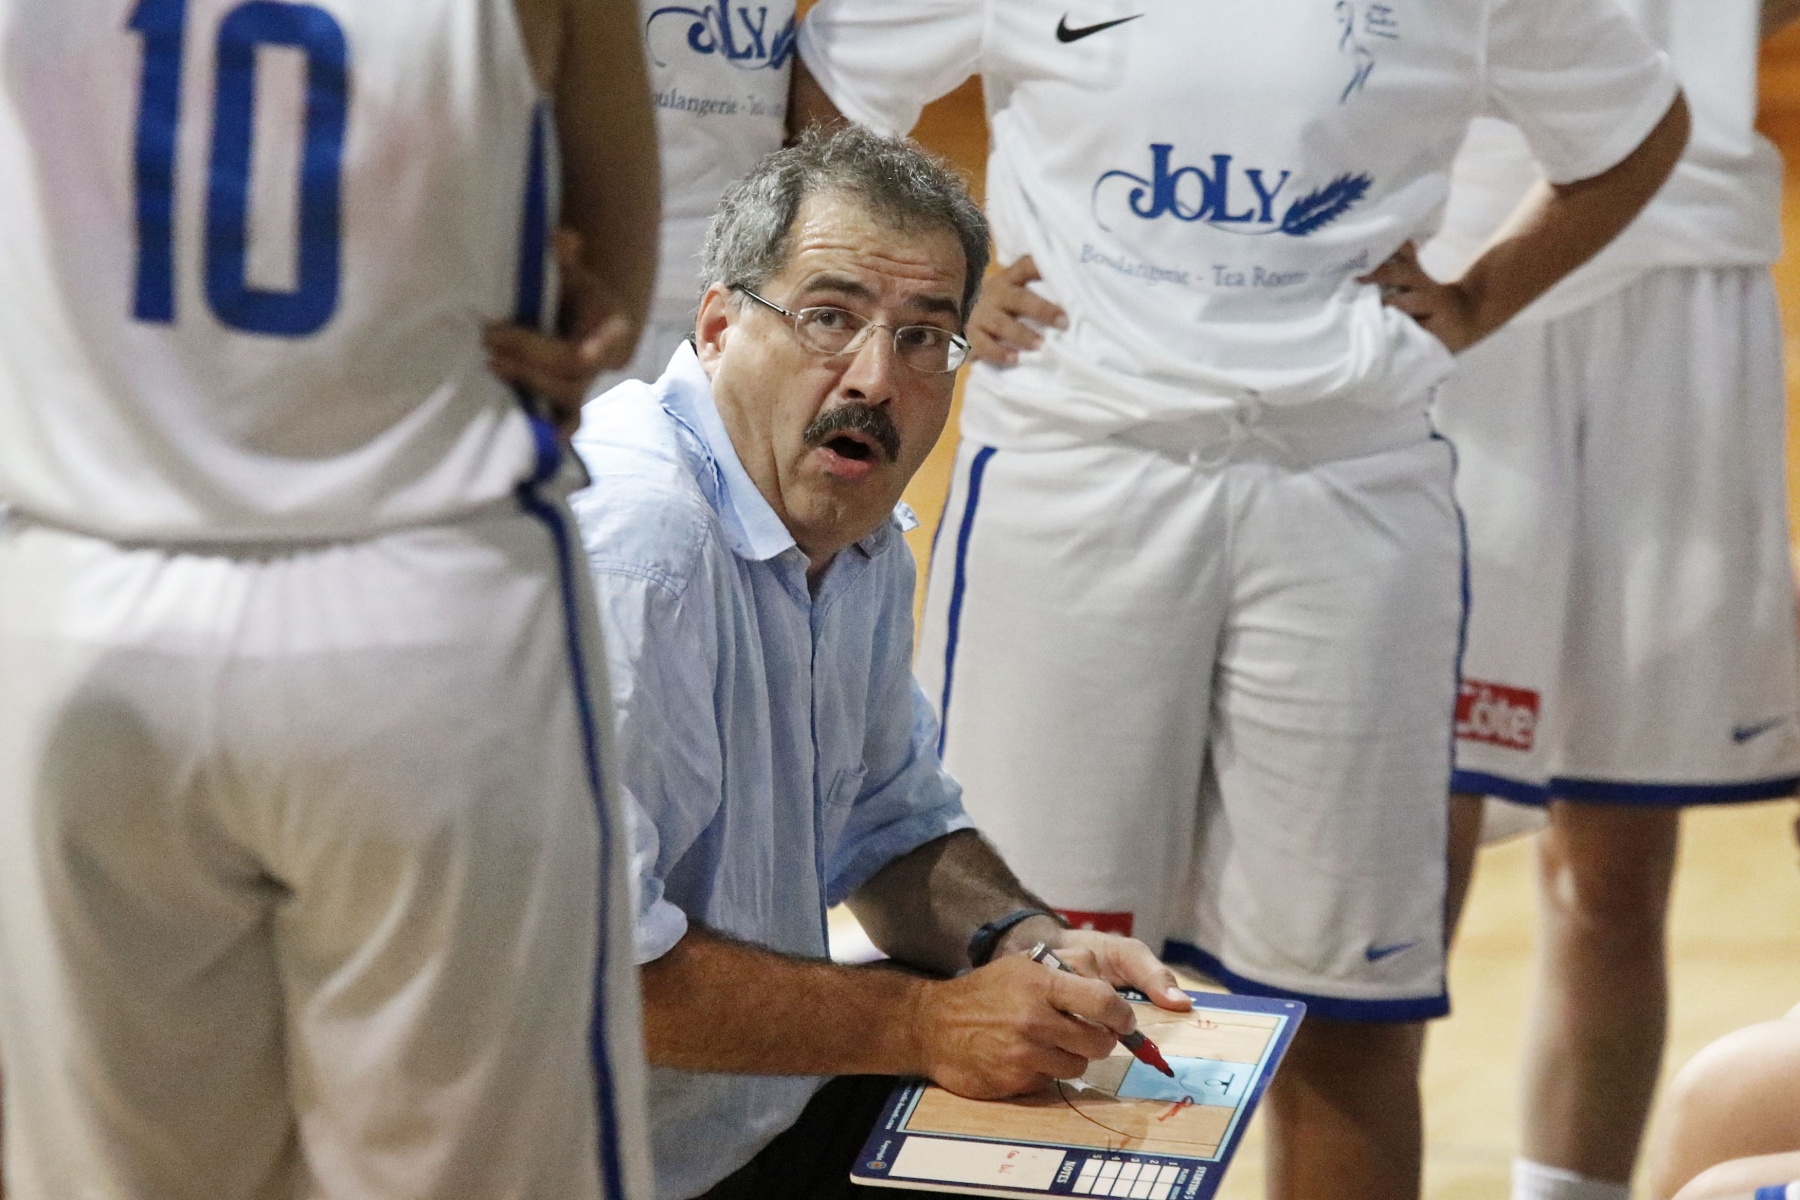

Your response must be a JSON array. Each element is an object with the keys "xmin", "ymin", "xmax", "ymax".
[
  {"xmin": 1541, "ymin": 837, "xmax": 1674, "ymax": 929},
  {"xmin": 1283, "ymin": 1016, "xmax": 1425, "ymax": 1085}
]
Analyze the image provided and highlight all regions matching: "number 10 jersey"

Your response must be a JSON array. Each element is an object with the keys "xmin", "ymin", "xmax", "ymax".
[{"xmin": 0, "ymin": 0, "xmax": 551, "ymax": 542}]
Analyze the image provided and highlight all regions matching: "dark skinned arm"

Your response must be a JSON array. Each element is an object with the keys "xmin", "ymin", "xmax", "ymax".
[
  {"xmin": 1765, "ymin": 0, "xmax": 1800, "ymax": 40},
  {"xmin": 487, "ymin": 0, "xmax": 661, "ymax": 421},
  {"xmin": 1364, "ymin": 92, "xmax": 1690, "ymax": 353},
  {"xmin": 788, "ymin": 54, "xmax": 850, "ymax": 137}
]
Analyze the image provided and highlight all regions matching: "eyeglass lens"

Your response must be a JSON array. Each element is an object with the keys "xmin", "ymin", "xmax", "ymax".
[{"xmin": 793, "ymin": 307, "xmax": 966, "ymax": 373}]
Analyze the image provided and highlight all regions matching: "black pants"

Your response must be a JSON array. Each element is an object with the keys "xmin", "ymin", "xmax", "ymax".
[{"xmin": 695, "ymin": 1075, "xmax": 943, "ymax": 1199}]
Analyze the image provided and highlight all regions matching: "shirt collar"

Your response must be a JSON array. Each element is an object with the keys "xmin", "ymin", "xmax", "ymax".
[
  {"xmin": 658, "ymin": 342, "xmax": 797, "ymax": 563},
  {"xmin": 656, "ymin": 342, "xmax": 919, "ymax": 566}
]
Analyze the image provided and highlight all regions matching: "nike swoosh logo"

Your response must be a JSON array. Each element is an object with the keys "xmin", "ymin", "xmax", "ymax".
[
  {"xmin": 1364, "ymin": 941, "xmax": 1415, "ymax": 963},
  {"xmin": 1732, "ymin": 717, "xmax": 1787, "ymax": 743},
  {"xmin": 1055, "ymin": 13, "xmax": 1144, "ymax": 42}
]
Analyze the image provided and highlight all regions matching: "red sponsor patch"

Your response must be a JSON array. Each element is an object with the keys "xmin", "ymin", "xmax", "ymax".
[
  {"xmin": 1056, "ymin": 909, "xmax": 1134, "ymax": 936},
  {"xmin": 1455, "ymin": 679, "xmax": 1540, "ymax": 751}
]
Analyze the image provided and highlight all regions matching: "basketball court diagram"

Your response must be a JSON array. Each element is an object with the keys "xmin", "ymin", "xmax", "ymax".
[{"xmin": 897, "ymin": 1002, "xmax": 1286, "ymax": 1159}]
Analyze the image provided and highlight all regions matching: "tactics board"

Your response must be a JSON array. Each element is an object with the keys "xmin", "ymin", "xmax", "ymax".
[{"xmin": 851, "ymin": 990, "xmax": 1303, "ymax": 1198}]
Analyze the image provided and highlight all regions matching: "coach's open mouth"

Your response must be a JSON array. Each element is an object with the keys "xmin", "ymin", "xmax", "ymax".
[{"xmin": 824, "ymin": 430, "xmax": 882, "ymax": 462}]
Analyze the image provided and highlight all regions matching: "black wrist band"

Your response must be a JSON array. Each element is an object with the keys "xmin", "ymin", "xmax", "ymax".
[{"xmin": 967, "ymin": 907, "xmax": 1065, "ymax": 968}]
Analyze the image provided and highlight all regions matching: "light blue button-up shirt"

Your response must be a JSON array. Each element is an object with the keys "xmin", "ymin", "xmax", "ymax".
[{"xmin": 569, "ymin": 344, "xmax": 973, "ymax": 1200}]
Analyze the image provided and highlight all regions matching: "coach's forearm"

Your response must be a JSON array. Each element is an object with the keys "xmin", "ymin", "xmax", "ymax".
[
  {"xmin": 640, "ymin": 925, "xmax": 928, "ymax": 1075},
  {"xmin": 1458, "ymin": 92, "xmax": 1688, "ymax": 341},
  {"xmin": 847, "ymin": 830, "xmax": 1062, "ymax": 976}
]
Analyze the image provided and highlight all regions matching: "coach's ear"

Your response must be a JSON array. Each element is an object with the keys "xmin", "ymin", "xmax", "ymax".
[{"xmin": 693, "ymin": 283, "xmax": 735, "ymax": 378}]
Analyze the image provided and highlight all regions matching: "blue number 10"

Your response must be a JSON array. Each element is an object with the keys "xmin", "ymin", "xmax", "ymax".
[{"xmin": 130, "ymin": 0, "xmax": 349, "ymax": 336}]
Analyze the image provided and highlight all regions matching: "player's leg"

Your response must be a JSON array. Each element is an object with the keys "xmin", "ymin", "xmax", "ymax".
[
  {"xmin": 1445, "ymin": 793, "xmax": 1485, "ymax": 945},
  {"xmin": 1644, "ymin": 1007, "xmax": 1800, "ymax": 1200},
  {"xmin": 1519, "ymin": 802, "xmax": 1680, "ymax": 1183},
  {"xmin": 1177, "ymin": 423, "xmax": 1464, "ymax": 1200},
  {"xmin": 245, "ymin": 502, "xmax": 648, "ymax": 1200},
  {"xmin": 915, "ymin": 436, "xmax": 1229, "ymax": 952},
  {"xmin": 1521, "ymin": 267, "xmax": 1800, "ymax": 1198},
  {"xmin": 0, "ymin": 521, "xmax": 298, "ymax": 1200},
  {"xmin": 1266, "ymin": 1019, "xmax": 1428, "ymax": 1200}
]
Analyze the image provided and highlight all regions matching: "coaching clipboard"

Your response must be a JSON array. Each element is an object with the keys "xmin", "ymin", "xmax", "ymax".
[{"xmin": 849, "ymin": 990, "xmax": 1303, "ymax": 1199}]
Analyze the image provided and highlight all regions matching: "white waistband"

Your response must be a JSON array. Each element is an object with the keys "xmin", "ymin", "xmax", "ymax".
[{"xmin": 1111, "ymin": 401, "xmax": 1433, "ymax": 470}]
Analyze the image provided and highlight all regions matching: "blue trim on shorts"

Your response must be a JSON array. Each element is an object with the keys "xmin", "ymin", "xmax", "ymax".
[
  {"xmin": 517, "ymin": 462, "xmax": 625, "ymax": 1200},
  {"xmin": 1452, "ymin": 768, "xmax": 1800, "ymax": 807},
  {"xmin": 1434, "ymin": 427, "xmax": 1469, "ymax": 985},
  {"xmin": 937, "ymin": 445, "xmax": 997, "ymax": 756},
  {"xmin": 1549, "ymin": 773, "xmax": 1800, "ymax": 806},
  {"xmin": 927, "ymin": 438, "xmax": 960, "ymax": 567},
  {"xmin": 1163, "ymin": 941, "xmax": 1449, "ymax": 1024},
  {"xmin": 1451, "ymin": 768, "xmax": 1552, "ymax": 807},
  {"xmin": 1753, "ymin": 1184, "xmax": 1793, "ymax": 1200}
]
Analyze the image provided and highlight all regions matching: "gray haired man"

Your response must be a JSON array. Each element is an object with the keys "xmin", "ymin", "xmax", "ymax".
[{"xmin": 565, "ymin": 127, "xmax": 1193, "ymax": 1199}]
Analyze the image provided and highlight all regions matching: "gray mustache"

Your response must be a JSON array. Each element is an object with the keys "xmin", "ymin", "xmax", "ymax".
[{"xmin": 803, "ymin": 403, "xmax": 901, "ymax": 462}]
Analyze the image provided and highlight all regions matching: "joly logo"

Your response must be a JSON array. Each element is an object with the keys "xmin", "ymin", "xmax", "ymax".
[
  {"xmin": 1092, "ymin": 144, "xmax": 1371, "ymax": 236},
  {"xmin": 646, "ymin": 1, "xmax": 796, "ymax": 70}
]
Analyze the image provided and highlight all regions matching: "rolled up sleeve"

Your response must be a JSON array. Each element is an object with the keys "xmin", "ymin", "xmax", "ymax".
[
  {"xmin": 826, "ymin": 680, "xmax": 976, "ymax": 905},
  {"xmin": 625, "ymin": 782, "xmax": 692, "ymax": 964}
]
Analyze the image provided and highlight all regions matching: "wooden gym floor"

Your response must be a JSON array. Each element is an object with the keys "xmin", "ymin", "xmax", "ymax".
[{"xmin": 849, "ymin": 32, "xmax": 1800, "ymax": 1200}]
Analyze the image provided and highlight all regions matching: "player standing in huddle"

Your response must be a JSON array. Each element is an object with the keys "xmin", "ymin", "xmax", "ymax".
[
  {"xmin": 1426, "ymin": 3, "xmax": 1800, "ymax": 1200},
  {"xmin": 578, "ymin": 0, "xmax": 797, "ymax": 396},
  {"xmin": 0, "ymin": 2, "xmax": 656, "ymax": 1198},
  {"xmin": 793, "ymin": 1, "xmax": 1687, "ymax": 1196}
]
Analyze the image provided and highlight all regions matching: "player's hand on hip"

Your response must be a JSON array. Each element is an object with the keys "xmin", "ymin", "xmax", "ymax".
[
  {"xmin": 967, "ymin": 255, "xmax": 1068, "ymax": 367},
  {"xmin": 1359, "ymin": 241, "xmax": 1481, "ymax": 355},
  {"xmin": 484, "ymin": 230, "xmax": 639, "ymax": 437},
  {"xmin": 1041, "ymin": 930, "xmax": 1193, "ymax": 1013},
  {"xmin": 909, "ymin": 955, "xmax": 1134, "ymax": 1099}
]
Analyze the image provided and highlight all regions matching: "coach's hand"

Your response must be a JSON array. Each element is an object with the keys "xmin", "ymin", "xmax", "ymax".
[
  {"xmin": 1360, "ymin": 240, "xmax": 1482, "ymax": 354},
  {"xmin": 1033, "ymin": 929, "xmax": 1195, "ymax": 1014},
  {"xmin": 909, "ymin": 954, "xmax": 1136, "ymax": 1099},
  {"xmin": 967, "ymin": 255, "xmax": 1068, "ymax": 367},
  {"xmin": 485, "ymin": 230, "xmax": 640, "ymax": 436}
]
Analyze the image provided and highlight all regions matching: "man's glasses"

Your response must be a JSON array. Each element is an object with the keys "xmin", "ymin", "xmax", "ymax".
[{"xmin": 733, "ymin": 286, "xmax": 970, "ymax": 374}]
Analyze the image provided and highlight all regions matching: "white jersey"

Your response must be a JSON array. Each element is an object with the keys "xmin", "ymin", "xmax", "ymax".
[
  {"xmin": 638, "ymin": 0, "xmax": 793, "ymax": 350},
  {"xmin": 0, "ymin": 0, "xmax": 553, "ymax": 542},
  {"xmin": 798, "ymin": 0, "xmax": 1676, "ymax": 450},
  {"xmin": 1424, "ymin": 0, "xmax": 1781, "ymax": 320}
]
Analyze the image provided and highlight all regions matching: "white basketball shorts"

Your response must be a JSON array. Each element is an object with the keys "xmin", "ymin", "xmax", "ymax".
[
  {"xmin": 918, "ymin": 400, "xmax": 1465, "ymax": 1021},
  {"xmin": 0, "ymin": 488, "xmax": 651, "ymax": 1199},
  {"xmin": 1434, "ymin": 266, "xmax": 1800, "ymax": 806}
]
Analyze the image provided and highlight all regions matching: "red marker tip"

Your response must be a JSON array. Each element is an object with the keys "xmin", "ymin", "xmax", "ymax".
[{"xmin": 1122, "ymin": 1029, "xmax": 1176, "ymax": 1078}]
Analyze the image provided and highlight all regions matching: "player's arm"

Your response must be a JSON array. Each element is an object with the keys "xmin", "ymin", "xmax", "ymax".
[
  {"xmin": 965, "ymin": 255, "xmax": 1070, "ymax": 367},
  {"xmin": 848, "ymin": 830, "xmax": 1192, "ymax": 1011},
  {"xmin": 639, "ymin": 923, "xmax": 1134, "ymax": 1098},
  {"xmin": 487, "ymin": 0, "xmax": 660, "ymax": 419},
  {"xmin": 1765, "ymin": 0, "xmax": 1800, "ymax": 40},
  {"xmin": 788, "ymin": 56, "xmax": 849, "ymax": 137},
  {"xmin": 1362, "ymin": 91, "xmax": 1689, "ymax": 354}
]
